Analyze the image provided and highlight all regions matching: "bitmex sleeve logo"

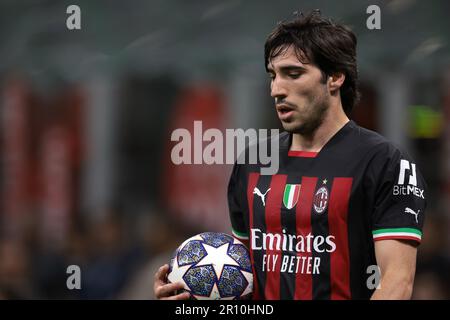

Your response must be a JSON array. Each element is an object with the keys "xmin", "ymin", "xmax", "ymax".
[
  {"xmin": 398, "ymin": 159, "xmax": 417, "ymax": 186},
  {"xmin": 393, "ymin": 159, "xmax": 425, "ymax": 199}
]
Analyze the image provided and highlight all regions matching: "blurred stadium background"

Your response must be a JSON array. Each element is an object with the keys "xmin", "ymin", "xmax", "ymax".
[{"xmin": 0, "ymin": 0, "xmax": 449, "ymax": 299}]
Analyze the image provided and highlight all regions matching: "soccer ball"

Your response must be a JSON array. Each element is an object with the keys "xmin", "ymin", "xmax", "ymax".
[{"xmin": 167, "ymin": 232, "xmax": 253, "ymax": 300}]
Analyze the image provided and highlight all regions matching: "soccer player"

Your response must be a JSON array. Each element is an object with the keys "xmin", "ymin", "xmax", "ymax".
[{"xmin": 154, "ymin": 10, "xmax": 427, "ymax": 300}]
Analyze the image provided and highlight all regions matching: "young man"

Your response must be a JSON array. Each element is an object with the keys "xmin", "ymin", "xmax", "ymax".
[{"xmin": 154, "ymin": 11, "xmax": 426, "ymax": 300}]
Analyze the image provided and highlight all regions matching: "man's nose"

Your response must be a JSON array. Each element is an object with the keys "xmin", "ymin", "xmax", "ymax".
[{"xmin": 270, "ymin": 77, "xmax": 287, "ymax": 99}]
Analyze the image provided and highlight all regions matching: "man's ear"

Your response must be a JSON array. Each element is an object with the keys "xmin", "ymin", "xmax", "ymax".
[{"xmin": 328, "ymin": 73, "xmax": 345, "ymax": 92}]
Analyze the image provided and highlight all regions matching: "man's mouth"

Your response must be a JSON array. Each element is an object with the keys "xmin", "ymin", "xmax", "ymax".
[{"xmin": 276, "ymin": 104, "xmax": 295, "ymax": 120}]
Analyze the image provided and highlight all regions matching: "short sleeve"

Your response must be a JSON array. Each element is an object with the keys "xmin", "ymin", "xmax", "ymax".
[
  {"xmin": 227, "ymin": 162, "xmax": 249, "ymax": 241},
  {"xmin": 368, "ymin": 144, "xmax": 427, "ymax": 245}
]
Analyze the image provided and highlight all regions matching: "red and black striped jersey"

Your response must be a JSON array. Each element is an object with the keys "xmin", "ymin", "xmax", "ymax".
[{"xmin": 227, "ymin": 120, "xmax": 427, "ymax": 300}]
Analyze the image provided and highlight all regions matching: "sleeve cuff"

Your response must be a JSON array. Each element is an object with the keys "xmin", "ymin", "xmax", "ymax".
[
  {"xmin": 232, "ymin": 228, "xmax": 249, "ymax": 241},
  {"xmin": 372, "ymin": 228, "xmax": 422, "ymax": 243}
]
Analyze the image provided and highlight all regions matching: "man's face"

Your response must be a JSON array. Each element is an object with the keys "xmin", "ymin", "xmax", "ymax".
[{"xmin": 267, "ymin": 45, "xmax": 330, "ymax": 135}]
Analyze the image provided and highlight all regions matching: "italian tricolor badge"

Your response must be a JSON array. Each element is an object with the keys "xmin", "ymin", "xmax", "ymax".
[{"xmin": 283, "ymin": 184, "xmax": 301, "ymax": 209}]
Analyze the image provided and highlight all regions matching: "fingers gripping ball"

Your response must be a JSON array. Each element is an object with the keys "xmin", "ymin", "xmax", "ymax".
[{"xmin": 167, "ymin": 232, "xmax": 253, "ymax": 300}]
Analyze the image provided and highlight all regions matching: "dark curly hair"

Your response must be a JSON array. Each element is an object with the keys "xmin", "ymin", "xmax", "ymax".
[{"xmin": 264, "ymin": 10, "xmax": 360, "ymax": 116}]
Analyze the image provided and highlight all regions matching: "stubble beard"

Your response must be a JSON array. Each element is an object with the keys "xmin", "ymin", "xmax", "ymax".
[{"xmin": 283, "ymin": 92, "xmax": 330, "ymax": 136}]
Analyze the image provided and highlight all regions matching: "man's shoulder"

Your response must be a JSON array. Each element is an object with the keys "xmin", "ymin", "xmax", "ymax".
[
  {"xmin": 349, "ymin": 122, "xmax": 401, "ymax": 158},
  {"xmin": 350, "ymin": 122, "xmax": 388, "ymax": 146}
]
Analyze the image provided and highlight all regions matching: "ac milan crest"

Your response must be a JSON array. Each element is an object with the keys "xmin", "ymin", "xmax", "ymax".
[{"xmin": 313, "ymin": 186, "xmax": 328, "ymax": 214}]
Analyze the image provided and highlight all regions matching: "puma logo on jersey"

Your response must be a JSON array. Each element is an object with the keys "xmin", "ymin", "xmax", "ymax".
[
  {"xmin": 404, "ymin": 207, "xmax": 419, "ymax": 224},
  {"xmin": 253, "ymin": 187, "xmax": 271, "ymax": 206}
]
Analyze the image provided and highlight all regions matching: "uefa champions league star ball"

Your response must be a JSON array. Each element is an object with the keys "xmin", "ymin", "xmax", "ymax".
[{"xmin": 167, "ymin": 232, "xmax": 253, "ymax": 300}]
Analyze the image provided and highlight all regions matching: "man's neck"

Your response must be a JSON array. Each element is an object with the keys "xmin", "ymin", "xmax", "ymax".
[{"xmin": 290, "ymin": 107, "xmax": 349, "ymax": 153}]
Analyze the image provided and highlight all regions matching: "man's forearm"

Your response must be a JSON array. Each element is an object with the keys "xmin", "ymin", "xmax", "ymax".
[{"xmin": 370, "ymin": 272, "xmax": 414, "ymax": 300}]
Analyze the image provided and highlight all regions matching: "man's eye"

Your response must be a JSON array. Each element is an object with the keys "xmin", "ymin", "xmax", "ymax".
[{"xmin": 289, "ymin": 73, "xmax": 301, "ymax": 79}]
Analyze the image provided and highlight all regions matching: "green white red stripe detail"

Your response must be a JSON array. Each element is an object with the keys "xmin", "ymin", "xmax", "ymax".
[
  {"xmin": 232, "ymin": 228, "xmax": 249, "ymax": 240},
  {"xmin": 283, "ymin": 184, "xmax": 301, "ymax": 209},
  {"xmin": 372, "ymin": 228, "xmax": 422, "ymax": 242}
]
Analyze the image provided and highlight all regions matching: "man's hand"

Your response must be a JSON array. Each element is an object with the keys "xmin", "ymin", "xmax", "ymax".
[{"xmin": 153, "ymin": 264, "xmax": 191, "ymax": 300}]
